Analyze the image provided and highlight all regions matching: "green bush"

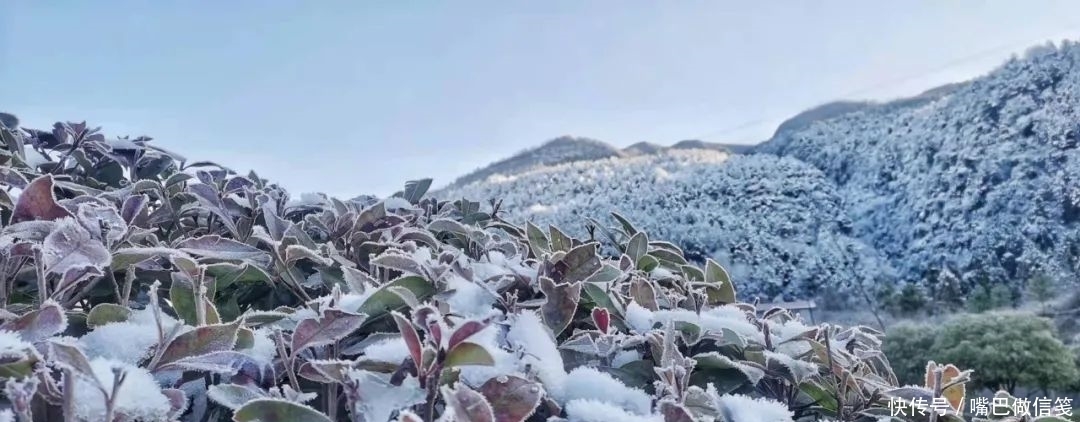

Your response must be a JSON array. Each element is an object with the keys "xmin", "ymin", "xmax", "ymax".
[
  {"xmin": 882, "ymin": 321, "xmax": 938, "ymax": 385},
  {"xmin": 932, "ymin": 311, "xmax": 1077, "ymax": 393}
]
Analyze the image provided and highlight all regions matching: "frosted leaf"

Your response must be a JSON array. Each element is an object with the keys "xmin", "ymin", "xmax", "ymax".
[
  {"xmin": 73, "ymin": 358, "xmax": 172, "ymax": 422},
  {"xmin": 74, "ymin": 203, "xmax": 127, "ymax": 244},
  {"xmin": 41, "ymin": 217, "xmax": 110, "ymax": 282},
  {"xmin": 564, "ymin": 399, "xmax": 662, "ymax": 422},
  {"xmin": 559, "ymin": 367, "xmax": 652, "ymax": 415},
  {"xmin": 345, "ymin": 370, "xmax": 426, "ymax": 422},
  {"xmin": 611, "ymin": 349, "xmax": 643, "ymax": 368},
  {"xmin": 763, "ymin": 351, "xmax": 819, "ymax": 384}
]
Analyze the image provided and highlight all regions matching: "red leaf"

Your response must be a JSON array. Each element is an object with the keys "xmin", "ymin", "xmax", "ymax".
[
  {"xmin": 448, "ymin": 319, "xmax": 489, "ymax": 351},
  {"xmin": 392, "ymin": 311, "xmax": 423, "ymax": 367},
  {"xmin": 591, "ymin": 307, "xmax": 610, "ymax": 333}
]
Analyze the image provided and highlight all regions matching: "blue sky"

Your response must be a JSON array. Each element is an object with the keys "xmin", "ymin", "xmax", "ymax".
[{"xmin": 4, "ymin": 1, "xmax": 1080, "ymax": 197}]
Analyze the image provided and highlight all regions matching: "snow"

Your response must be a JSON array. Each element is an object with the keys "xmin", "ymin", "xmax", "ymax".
[
  {"xmin": 440, "ymin": 149, "xmax": 878, "ymax": 302},
  {"xmin": 359, "ymin": 337, "xmax": 409, "ymax": 363},
  {"xmin": 623, "ymin": 301, "xmax": 655, "ymax": 334},
  {"xmin": 713, "ymin": 393, "xmax": 794, "ymax": 422},
  {"xmin": 564, "ymin": 399, "xmax": 663, "ymax": 422},
  {"xmin": 80, "ymin": 321, "xmax": 161, "ymax": 364},
  {"xmin": 73, "ymin": 358, "xmax": 172, "ymax": 422},
  {"xmin": 505, "ymin": 311, "xmax": 566, "ymax": 394},
  {"xmin": 757, "ymin": 41, "xmax": 1080, "ymax": 296},
  {"xmin": 559, "ymin": 367, "xmax": 652, "ymax": 415}
]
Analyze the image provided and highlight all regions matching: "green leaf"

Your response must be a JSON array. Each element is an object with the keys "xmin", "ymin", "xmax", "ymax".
[
  {"xmin": 402, "ymin": 179, "xmax": 433, "ymax": 204},
  {"xmin": 232, "ymin": 398, "xmax": 332, "ymax": 422},
  {"xmin": 549, "ymin": 226, "xmax": 573, "ymax": 252},
  {"xmin": 610, "ymin": 211, "xmax": 638, "ymax": 237},
  {"xmin": 357, "ymin": 276, "xmax": 434, "ymax": 321},
  {"xmin": 526, "ymin": 222, "xmax": 549, "ymax": 257},
  {"xmin": 583, "ymin": 282, "xmax": 625, "ymax": 316},
  {"xmin": 636, "ymin": 254, "xmax": 660, "ymax": 272},
  {"xmin": 705, "ymin": 259, "xmax": 736, "ymax": 304},
  {"xmin": 111, "ymin": 247, "xmax": 192, "ymax": 269},
  {"xmin": 445, "ymin": 342, "xmax": 495, "ymax": 367},
  {"xmin": 625, "ymin": 231, "xmax": 648, "ymax": 263},
  {"xmin": 169, "ymin": 275, "xmax": 218, "ymax": 326},
  {"xmin": 204, "ymin": 262, "xmax": 273, "ymax": 291},
  {"xmin": 800, "ymin": 381, "xmax": 838, "ymax": 415},
  {"xmin": 155, "ymin": 321, "xmax": 241, "ymax": 369},
  {"xmin": 86, "ymin": 303, "xmax": 131, "ymax": 328}
]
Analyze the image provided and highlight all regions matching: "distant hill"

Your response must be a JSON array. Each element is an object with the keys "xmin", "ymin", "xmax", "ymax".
[
  {"xmin": 441, "ymin": 40, "xmax": 1080, "ymax": 302},
  {"xmin": 438, "ymin": 136, "xmax": 752, "ymax": 192}
]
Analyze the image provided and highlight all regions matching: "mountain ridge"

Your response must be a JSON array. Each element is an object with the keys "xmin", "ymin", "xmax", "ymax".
[{"xmin": 439, "ymin": 40, "xmax": 1080, "ymax": 303}]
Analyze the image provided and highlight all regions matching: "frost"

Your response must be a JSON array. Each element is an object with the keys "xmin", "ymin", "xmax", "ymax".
[
  {"xmin": 245, "ymin": 328, "xmax": 278, "ymax": 364},
  {"xmin": 73, "ymin": 358, "xmax": 172, "ymax": 422},
  {"xmin": 0, "ymin": 409, "xmax": 11, "ymax": 422},
  {"xmin": 564, "ymin": 399, "xmax": 662, "ymax": 422}
]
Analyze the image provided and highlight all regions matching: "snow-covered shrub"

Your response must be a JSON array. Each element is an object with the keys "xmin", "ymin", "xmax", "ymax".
[{"xmin": 0, "ymin": 118, "xmax": 967, "ymax": 421}]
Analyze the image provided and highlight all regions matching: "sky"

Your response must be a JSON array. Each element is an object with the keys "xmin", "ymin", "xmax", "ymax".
[{"xmin": 4, "ymin": 1, "xmax": 1080, "ymax": 197}]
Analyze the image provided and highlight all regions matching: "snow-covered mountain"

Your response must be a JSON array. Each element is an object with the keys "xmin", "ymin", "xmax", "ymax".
[
  {"xmin": 440, "ymin": 149, "xmax": 887, "ymax": 302},
  {"xmin": 440, "ymin": 40, "xmax": 1080, "ymax": 302},
  {"xmin": 759, "ymin": 41, "xmax": 1080, "ymax": 296}
]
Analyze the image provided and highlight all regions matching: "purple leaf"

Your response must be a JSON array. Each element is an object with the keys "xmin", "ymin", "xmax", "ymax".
[
  {"xmin": 443, "ymin": 384, "xmax": 495, "ymax": 422},
  {"xmin": 291, "ymin": 309, "xmax": 367, "ymax": 351},
  {"xmin": 42, "ymin": 218, "xmax": 110, "ymax": 291},
  {"xmin": 448, "ymin": 319, "xmax": 489, "ymax": 351},
  {"xmin": 11, "ymin": 175, "xmax": 73, "ymax": 223},
  {"xmin": 121, "ymin": 194, "xmax": 149, "ymax": 225},
  {"xmin": 0, "ymin": 300, "xmax": 67, "ymax": 343},
  {"xmin": 478, "ymin": 375, "xmax": 543, "ymax": 422},
  {"xmin": 156, "ymin": 322, "xmax": 241, "ymax": 369},
  {"xmin": 538, "ymin": 276, "xmax": 582, "ymax": 336},
  {"xmin": 187, "ymin": 183, "xmax": 240, "ymax": 236},
  {"xmin": 176, "ymin": 235, "xmax": 270, "ymax": 265},
  {"xmin": 392, "ymin": 311, "xmax": 423, "ymax": 367}
]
